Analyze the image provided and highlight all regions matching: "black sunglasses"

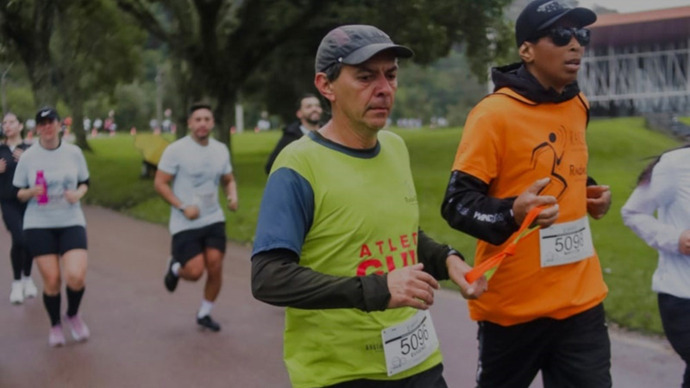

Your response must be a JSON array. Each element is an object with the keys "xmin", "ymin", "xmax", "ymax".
[{"xmin": 536, "ymin": 27, "xmax": 591, "ymax": 47}]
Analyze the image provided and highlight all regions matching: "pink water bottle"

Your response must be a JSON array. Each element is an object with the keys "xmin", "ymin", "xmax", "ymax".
[{"xmin": 35, "ymin": 170, "xmax": 49, "ymax": 205}]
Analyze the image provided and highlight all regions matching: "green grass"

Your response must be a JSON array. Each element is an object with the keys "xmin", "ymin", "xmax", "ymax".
[{"xmin": 83, "ymin": 119, "xmax": 680, "ymax": 333}]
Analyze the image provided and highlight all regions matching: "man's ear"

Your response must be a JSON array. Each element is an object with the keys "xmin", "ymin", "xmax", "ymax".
[
  {"xmin": 519, "ymin": 42, "xmax": 534, "ymax": 64},
  {"xmin": 314, "ymin": 73, "xmax": 335, "ymax": 103}
]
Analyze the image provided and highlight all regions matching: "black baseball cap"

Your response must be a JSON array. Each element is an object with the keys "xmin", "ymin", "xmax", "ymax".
[
  {"xmin": 315, "ymin": 25, "xmax": 414, "ymax": 73},
  {"xmin": 35, "ymin": 106, "xmax": 60, "ymax": 123},
  {"xmin": 515, "ymin": 0, "xmax": 597, "ymax": 47}
]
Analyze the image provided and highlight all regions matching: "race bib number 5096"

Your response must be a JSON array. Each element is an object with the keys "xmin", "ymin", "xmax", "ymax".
[{"xmin": 381, "ymin": 310, "xmax": 439, "ymax": 376}]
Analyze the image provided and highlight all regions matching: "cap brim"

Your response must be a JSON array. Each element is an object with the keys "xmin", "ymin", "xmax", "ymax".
[
  {"xmin": 341, "ymin": 43, "xmax": 414, "ymax": 66},
  {"xmin": 538, "ymin": 8, "xmax": 597, "ymax": 30}
]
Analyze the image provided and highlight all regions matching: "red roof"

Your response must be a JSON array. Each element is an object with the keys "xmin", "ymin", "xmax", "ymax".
[{"xmin": 588, "ymin": 6, "xmax": 690, "ymax": 48}]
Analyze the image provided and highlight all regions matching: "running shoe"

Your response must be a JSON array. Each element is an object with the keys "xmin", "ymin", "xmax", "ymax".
[
  {"xmin": 49, "ymin": 325, "xmax": 66, "ymax": 347},
  {"xmin": 65, "ymin": 314, "xmax": 90, "ymax": 342},
  {"xmin": 197, "ymin": 315, "xmax": 221, "ymax": 332},
  {"xmin": 10, "ymin": 281, "xmax": 24, "ymax": 304},
  {"xmin": 23, "ymin": 277, "xmax": 38, "ymax": 299},
  {"xmin": 164, "ymin": 256, "xmax": 179, "ymax": 292}
]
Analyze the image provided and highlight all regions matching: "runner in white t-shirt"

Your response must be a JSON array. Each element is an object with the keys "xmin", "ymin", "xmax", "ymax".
[
  {"xmin": 14, "ymin": 107, "xmax": 91, "ymax": 347},
  {"xmin": 154, "ymin": 102, "xmax": 238, "ymax": 332}
]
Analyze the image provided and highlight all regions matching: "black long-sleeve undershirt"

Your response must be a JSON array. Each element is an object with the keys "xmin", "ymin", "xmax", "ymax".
[{"xmin": 251, "ymin": 229, "xmax": 460, "ymax": 312}]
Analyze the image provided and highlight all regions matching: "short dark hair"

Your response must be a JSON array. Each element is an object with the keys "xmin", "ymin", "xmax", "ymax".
[
  {"xmin": 188, "ymin": 102, "xmax": 213, "ymax": 117},
  {"xmin": 297, "ymin": 93, "xmax": 318, "ymax": 110},
  {"xmin": 324, "ymin": 63, "xmax": 343, "ymax": 82}
]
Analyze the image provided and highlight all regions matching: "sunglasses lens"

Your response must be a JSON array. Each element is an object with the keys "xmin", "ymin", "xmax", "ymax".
[
  {"xmin": 549, "ymin": 27, "xmax": 590, "ymax": 47},
  {"xmin": 575, "ymin": 29, "xmax": 590, "ymax": 46},
  {"xmin": 550, "ymin": 28, "xmax": 572, "ymax": 46}
]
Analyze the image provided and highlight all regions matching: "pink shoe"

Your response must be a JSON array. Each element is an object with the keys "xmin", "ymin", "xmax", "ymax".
[
  {"xmin": 49, "ymin": 325, "xmax": 66, "ymax": 347},
  {"xmin": 65, "ymin": 314, "xmax": 90, "ymax": 342}
]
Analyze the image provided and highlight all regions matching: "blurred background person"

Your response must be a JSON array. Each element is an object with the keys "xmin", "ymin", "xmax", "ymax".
[{"xmin": 0, "ymin": 112, "xmax": 36, "ymax": 304}]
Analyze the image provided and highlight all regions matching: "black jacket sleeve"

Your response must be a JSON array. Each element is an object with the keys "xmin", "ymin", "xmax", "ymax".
[
  {"xmin": 251, "ymin": 249, "xmax": 390, "ymax": 312},
  {"xmin": 441, "ymin": 170, "xmax": 519, "ymax": 245}
]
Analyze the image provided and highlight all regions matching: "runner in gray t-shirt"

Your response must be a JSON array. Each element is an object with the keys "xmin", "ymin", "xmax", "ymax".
[
  {"xmin": 14, "ymin": 107, "xmax": 91, "ymax": 347},
  {"xmin": 154, "ymin": 102, "xmax": 238, "ymax": 332}
]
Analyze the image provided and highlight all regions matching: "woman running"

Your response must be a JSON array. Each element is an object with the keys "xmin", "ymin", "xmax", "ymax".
[
  {"xmin": 622, "ymin": 145, "xmax": 690, "ymax": 388},
  {"xmin": 13, "ymin": 107, "xmax": 91, "ymax": 347},
  {"xmin": 1, "ymin": 113, "xmax": 36, "ymax": 304}
]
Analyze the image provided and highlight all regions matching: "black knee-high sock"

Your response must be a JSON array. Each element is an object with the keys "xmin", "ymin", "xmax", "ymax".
[
  {"xmin": 66, "ymin": 287, "xmax": 85, "ymax": 318},
  {"xmin": 22, "ymin": 248, "xmax": 33, "ymax": 278},
  {"xmin": 43, "ymin": 293, "xmax": 61, "ymax": 327},
  {"xmin": 10, "ymin": 245, "xmax": 22, "ymax": 281}
]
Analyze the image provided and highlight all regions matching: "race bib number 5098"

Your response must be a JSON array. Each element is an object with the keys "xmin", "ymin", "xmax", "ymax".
[{"xmin": 539, "ymin": 216, "xmax": 595, "ymax": 267}]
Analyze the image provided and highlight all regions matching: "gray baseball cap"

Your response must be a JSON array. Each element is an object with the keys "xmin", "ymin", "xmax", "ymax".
[{"xmin": 315, "ymin": 25, "xmax": 414, "ymax": 73}]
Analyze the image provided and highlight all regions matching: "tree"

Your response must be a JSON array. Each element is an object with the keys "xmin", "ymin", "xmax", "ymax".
[
  {"xmin": 0, "ymin": 0, "xmax": 144, "ymax": 149},
  {"xmin": 0, "ymin": 0, "xmax": 58, "ymax": 106},
  {"xmin": 116, "ymin": 0, "xmax": 512, "ymax": 145},
  {"xmin": 52, "ymin": 0, "xmax": 144, "ymax": 149}
]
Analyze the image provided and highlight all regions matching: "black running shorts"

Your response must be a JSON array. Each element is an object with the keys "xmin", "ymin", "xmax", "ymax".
[
  {"xmin": 171, "ymin": 222, "xmax": 226, "ymax": 265},
  {"xmin": 25, "ymin": 226, "xmax": 88, "ymax": 257}
]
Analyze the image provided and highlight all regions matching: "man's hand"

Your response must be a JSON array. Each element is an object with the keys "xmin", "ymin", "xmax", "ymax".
[
  {"xmin": 227, "ymin": 196, "xmax": 238, "ymax": 212},
  {"xmin": 513, "ymin": 178, "xmax": 559, "ymax": 227},
  {"xmin": 679, "ymin": 230, "xmax": 690, "ymax": 255},
  {"xmin": 0, "ymin": 158, "xmax": 6, "ymax": 173},
  {"xmin": 387, "ymin": 263, "xmax": 439, "ymax": 310},
  {"xmin": 447, "ymin": 255, "xmax": 487, "ymax": 299},
  {"xmin": 182, "ymin": 204, "xmax": 200, "ymax": 220},
  {"xmin": 586, "ymin": 185, "xmax": 611, "ymax": 220}
]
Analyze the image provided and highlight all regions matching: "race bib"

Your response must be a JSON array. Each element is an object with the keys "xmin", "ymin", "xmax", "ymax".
[
  {"xmin": 381, "ymin": 310, "xmax": 439, "ymax": 376},
  {"xmin": 539, "ymin": 216, "xmax": 595, "ymax": 267}
]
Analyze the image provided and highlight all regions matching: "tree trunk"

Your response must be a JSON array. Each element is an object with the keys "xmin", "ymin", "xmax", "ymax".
[
  {"xmin": 214, "ymin": 88, "xmax": 236, "ymax": 152},
  {"xmin": 26, "ymin": 61, "xmax": 58, "ymax": 108},
  {"xmin": 69, "ymin": 94, "xmax": 91, "ymax": 151}
]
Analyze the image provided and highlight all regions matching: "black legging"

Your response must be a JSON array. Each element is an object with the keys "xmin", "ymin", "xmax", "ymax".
[
  {"xmin": 1, "ymin": 199, "xmax": 31, "ymax": 280},
  {"xmin": 659, "ymin": 293, "xmax": 690, "ymax": 388}
]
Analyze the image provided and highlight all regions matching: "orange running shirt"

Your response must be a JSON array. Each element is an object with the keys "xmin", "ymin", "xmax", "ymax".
[{"xmin": 453, "ymin": 88, "xmax": 608, "ymax": 326}]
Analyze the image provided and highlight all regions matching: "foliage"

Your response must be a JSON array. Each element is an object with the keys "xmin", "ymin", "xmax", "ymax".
[
  {"xmin": 83, "ymin": 118, "xmax": 679, "ymax": 333},
  {"xmin": 0, "ymin": 0, "xmax": 58, "ymax": 105},
  {"xmin": 395, "ymin": 47, "xmax": 489, "ymax": 127},
  {"xmin": 4, "ymin": 87, "xmax": 34, "ymax": 121},
  {"xmin": 116, "ymin": 0, "xmax": 512, "ymax": 139},
  {"xmin": 0, "ymin": 0, "xmax": 145, "ymax": 149},
  {"xmin": 52, "ymin": 0, "xmax": 145, "ymax": 149}
]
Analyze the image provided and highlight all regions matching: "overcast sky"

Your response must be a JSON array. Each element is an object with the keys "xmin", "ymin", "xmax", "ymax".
[{"xmin": 579, "ymin": 0, "xmax": 689, "ymax": 13}]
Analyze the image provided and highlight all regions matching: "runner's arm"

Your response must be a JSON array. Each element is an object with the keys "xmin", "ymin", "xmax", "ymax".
[
  {"xmin": 251, "ymin": 249, "xmax": 390, "ymax": 311},
  {"xmin": 441, "ymin": 170, "xmax": 519, "ymax": 245},
  {"xmin": 153, "ymin": 170, "xmax": 184, "ymax": 210},
  {"xmin": 622, "ymin": 171, "xmax": 684, "ymax": 254},
  {"xmin": 221, "ymin": 172, "xmax": 238, "ymax": 211}
]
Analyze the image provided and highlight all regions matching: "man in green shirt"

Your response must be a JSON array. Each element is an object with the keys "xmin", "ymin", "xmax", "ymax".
[{"xmin": 251, "ymin": 24, "xmax": 487, "ymax": 387}]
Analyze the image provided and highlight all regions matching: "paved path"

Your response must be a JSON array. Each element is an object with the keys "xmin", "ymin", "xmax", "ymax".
[{"xmin": 0, "ymin": 206, "xmax": 684, "ymax": 387}]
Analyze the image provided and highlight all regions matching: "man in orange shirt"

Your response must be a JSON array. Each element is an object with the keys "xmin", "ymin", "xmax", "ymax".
[{"xmin": 441, "ymin": 1, "xmax": 612, "ymax": 387}]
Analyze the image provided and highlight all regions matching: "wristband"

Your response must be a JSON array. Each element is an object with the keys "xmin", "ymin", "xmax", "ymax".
[
  {"xmin": 446, "ymin": 246, "xmax": 464, "ymax": 261},
  {"xmin": 177, "ymin": 204, "xmax": 186, "ymax": 213}
]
